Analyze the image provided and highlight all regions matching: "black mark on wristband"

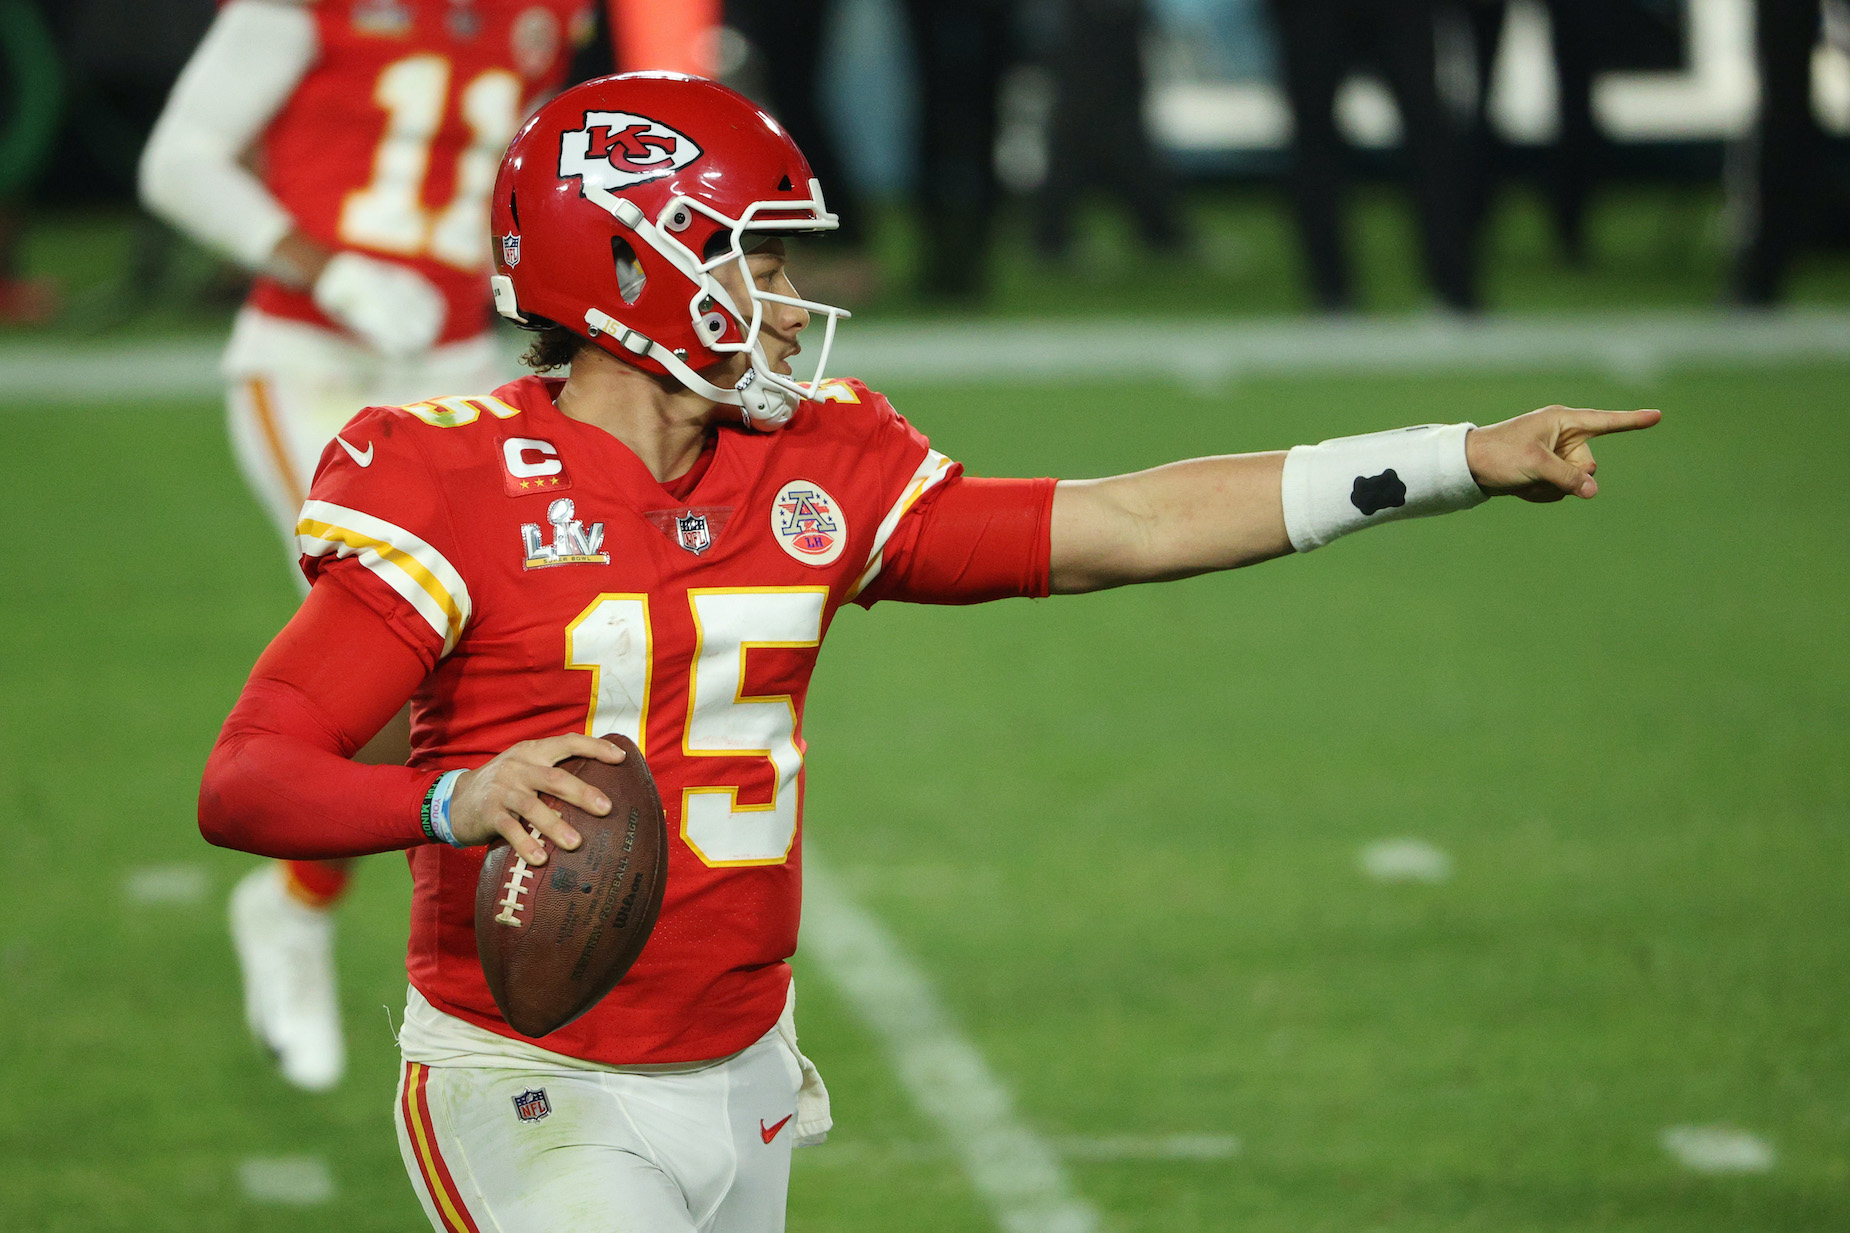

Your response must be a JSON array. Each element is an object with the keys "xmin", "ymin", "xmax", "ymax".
[{"xmin": 1352, "ymin": 469, "xmax": 1407, "ymax": 516}]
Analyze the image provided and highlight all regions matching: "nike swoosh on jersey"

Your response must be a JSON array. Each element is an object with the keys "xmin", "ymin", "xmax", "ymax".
[
  {"xmin": 760, "ymin": 1114, "xmax": 793, "ymax": 1144},
  {"xmin": 336, "ymin": 435, "xmax": 375, "ymax": 467}
]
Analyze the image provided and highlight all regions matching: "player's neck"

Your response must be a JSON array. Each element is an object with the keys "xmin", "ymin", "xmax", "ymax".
[{"xmin": 555, "ymin": 349, "xmax": 728, "ymax": 484}]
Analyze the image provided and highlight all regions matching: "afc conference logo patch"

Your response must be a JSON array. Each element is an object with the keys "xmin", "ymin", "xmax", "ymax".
[
  {"xmin": 771, "ymin": 479, "xmax": 845, "ymax": 567},
  {"xmin": 559, "ymin": 111, "xmax": 702, "ymax": 193},
  {"xmin": 512, "ymin": 1088, "xmax": 551, "ymax": 1123}
]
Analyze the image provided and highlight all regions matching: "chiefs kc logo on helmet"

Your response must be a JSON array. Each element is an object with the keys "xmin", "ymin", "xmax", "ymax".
[{"xmin": 559, "ymin": 111, "xmax": 703, "ymax": 192}]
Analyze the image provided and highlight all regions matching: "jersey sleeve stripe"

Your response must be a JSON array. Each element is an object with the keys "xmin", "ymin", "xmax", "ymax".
[
  {"xmin": 844, "ymin": 449, "xmax": 955, "ymax": 602},
  {"xmin": 296, "ymin": 500, "xmax": 471, "ymax": 655}
]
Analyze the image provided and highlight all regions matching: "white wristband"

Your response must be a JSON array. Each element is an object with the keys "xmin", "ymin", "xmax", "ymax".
[{"xmin": 1280, "ymin": 423, "xmax": 1486, "ymax": 552}]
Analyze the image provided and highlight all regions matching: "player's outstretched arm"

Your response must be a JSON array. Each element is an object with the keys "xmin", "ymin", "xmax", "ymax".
[{"xmin": 1048, "ymin": 405, "xmax": 1660, "ymax": 593}]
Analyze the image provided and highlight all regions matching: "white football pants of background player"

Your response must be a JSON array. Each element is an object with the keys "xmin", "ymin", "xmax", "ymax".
[
  {"xmin": 224, "ymin": 308, "xmax": 509, "ymax": 577},
  {"xmin": 394, "ymin": 983, "xmax": 832, "ymax": 1232}
]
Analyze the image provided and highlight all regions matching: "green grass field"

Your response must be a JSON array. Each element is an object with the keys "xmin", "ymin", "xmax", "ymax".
[{"xmin": 1, "ymin": 358, "xmax": 1844, "ymax": 1231}]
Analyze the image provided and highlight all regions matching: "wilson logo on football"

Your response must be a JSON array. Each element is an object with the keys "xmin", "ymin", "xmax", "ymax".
[
  {"xmin": 559, "ymin": 111, "xmax": 702, "ymax": 192},
  {"xmin": 771, "ymin": 479, "xmax": 845, "ymax": 567}
]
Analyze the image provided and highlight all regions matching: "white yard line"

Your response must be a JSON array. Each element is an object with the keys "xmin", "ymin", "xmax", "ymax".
[
  {"xmin": 4, "ymin": 310, "xmax": 1848, "ymax": 404},
  {"xmin": 1358, "ymin": 839, "xmax": 1454, "ymax": 884},
  {"xmin": 1054, "ymin": 1134, "xmax": 1241, "ymax": 1161},
  {"xmin": 1661, "ymin": 1125, "xmax": 1777, "ymax": 1173},
  {"xmin": 122, "ymin": 863, "xmax": 210, "ymax": 905},
  {"xmin": 801, "ymin": 851, "xmax": 1100, "ymax": 1233},
  {"xmin": 237, "ymin": 1156, "xmax": 335, "ymax": 1205},
  {"xmin": 838, "ymin": 309, "xmax": 1850, "ymax": 386}
]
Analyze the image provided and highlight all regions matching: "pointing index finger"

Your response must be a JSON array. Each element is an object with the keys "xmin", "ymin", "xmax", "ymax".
[{"xmin": 1570, "ymin": 407, "xmax": 1663, "ymax": 437}]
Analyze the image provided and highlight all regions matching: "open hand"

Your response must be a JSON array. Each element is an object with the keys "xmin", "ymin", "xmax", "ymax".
[
  {"xmin": 448, "ymin": 735, "xmax": 624, "ymax": 863},
  {"xmin": 1466, "ymin": 405, "xmax": 1662, "ymax": 503}
]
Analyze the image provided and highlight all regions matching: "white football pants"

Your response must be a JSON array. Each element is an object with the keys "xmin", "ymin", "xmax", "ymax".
[
  {"xmin": 395, "ymin": 1026, "xmax": 803, "ymax": 1233},
  {"xmin": 222, "ymin": 307, "xmax": 511, "ymax": 583}
]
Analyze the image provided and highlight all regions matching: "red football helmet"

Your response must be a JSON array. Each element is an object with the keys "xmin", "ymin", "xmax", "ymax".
[{"xmin": 488, "ymin": 73, "xmax": 849, "ymax": 429}]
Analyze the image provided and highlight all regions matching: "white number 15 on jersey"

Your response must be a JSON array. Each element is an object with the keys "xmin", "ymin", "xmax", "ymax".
[{"xmin": 566, "ymin": 589, "xmax": 826, "ymax": 868}]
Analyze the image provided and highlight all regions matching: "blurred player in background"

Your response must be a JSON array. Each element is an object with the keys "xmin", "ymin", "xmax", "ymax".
[
  {"xmin": 139, "ymin": 0, "xmax": 594, "ymax": 1091},
  {"xmin": 1267, "ymin": 0, "xmax": 1480, "ymax": 312},
  {"xmin": 199, "ymin": 72, "xmax": 1656, "ymax": 1229},
  {"xmin": 0, "ymin": 0, "xmax": 64, "ymax": 323}
]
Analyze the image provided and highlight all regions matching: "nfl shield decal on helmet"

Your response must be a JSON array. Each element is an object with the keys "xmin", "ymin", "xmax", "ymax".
[
  {"xmin": 771, "ymin": 479, "xmax": 846, "ymax": 566},
  {"xmin": 513, "ymin": 1088, "xmax": 551, "ymax": 1122},
  {"xmin": 559, "ymin": 112, "xmax": 702, "ymax": 192},
  {"xmin": 501, "ymin": 233, "xmax": 521, "ymax": 267}
]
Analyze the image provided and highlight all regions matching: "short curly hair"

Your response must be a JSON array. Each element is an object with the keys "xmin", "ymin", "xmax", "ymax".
[{"xmin": 520, "ymin": 324, "xmax": 587, "ymax": 372}]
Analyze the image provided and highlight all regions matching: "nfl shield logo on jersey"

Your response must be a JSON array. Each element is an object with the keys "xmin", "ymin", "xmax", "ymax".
[
  {"xmin": 501, "ymin": 233, "xmax": 521, "ymax": 267},
  {"xmin": 512, "ymin": 1088, "xmax": 551, "ymax": 1123},
  {"xmin": 675, "ymin": 511, "xmax": 712, "ymax": 555},
  {"xmin": 771, "ymin": 479, "xmax": 846, "ymax": 566},
  {"xmin": 643, "ymin": 506, "xmax": 734, "ymax": 554}
]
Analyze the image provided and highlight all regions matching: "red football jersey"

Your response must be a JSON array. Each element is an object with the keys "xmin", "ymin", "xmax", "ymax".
[
  {"xmin": 299, "ymin": 376, "xmax": 978, "ymax": 1063},
  {"xmin": 249, "ymin": 0, "xmax": 591, "ymax": 344}
]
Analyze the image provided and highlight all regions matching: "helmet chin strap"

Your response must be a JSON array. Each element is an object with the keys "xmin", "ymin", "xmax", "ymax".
[{"xmin": 584, "ymin": 307, "xmax": 799, "ymax": 430}]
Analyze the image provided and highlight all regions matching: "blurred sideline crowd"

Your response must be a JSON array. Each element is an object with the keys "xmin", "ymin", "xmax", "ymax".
[{"xmin": 1, "ymin": 0, "xmax": 1848, "ymax": 324}]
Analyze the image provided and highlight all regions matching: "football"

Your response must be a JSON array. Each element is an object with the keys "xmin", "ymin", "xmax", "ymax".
[{"xmin": 474, "ymin": 734, "xmax": 669, "ymax": 1038}]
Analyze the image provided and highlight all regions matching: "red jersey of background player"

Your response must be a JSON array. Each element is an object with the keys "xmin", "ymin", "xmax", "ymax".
[
  {"xmin": 297, "ymin": 376, "xmax": 1054, "ymax": 1063},
  {"xmin": 248, "ymin": 0, "xmax": 591, "ymax": 345}
]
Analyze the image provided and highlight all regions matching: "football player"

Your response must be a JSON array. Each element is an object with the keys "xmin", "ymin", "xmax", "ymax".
[
  {"xmin": 140, "ymin": 0, "xmax": 593, "ymax": 1091},
  {"xmin": 198, "ymin": 74, "xmax": 1657, "ymax": 1230}
]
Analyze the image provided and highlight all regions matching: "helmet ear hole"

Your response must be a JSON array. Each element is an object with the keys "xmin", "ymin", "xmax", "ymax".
[
  {"xmin": 612, "ymin": 237, "xmax": 646, "ymax": 304},
  {"xmin": 702, "ymin": 229, "xmax": 734, "ymax": 262}
]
